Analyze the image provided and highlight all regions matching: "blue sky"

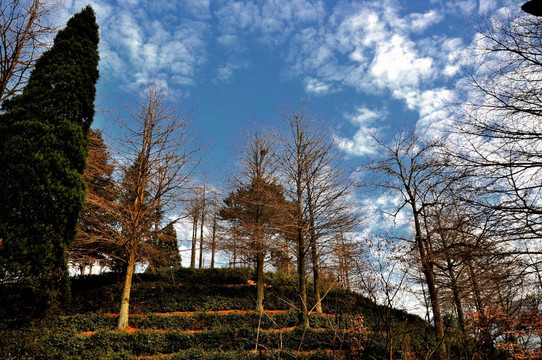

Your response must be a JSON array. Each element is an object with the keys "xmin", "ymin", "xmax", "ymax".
[{"xmin": 59, "ymin": 0, "xmax": 510, "ymax": 177}]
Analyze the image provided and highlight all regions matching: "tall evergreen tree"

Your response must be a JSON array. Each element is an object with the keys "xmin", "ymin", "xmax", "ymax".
[{"xmin": 0, "ymin": 6, "xmax": 99, "ymax": 312}]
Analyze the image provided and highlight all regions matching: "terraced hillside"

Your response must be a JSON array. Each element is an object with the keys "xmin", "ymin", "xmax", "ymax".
[{"xmin": 0, "ymin": 268, "xmax": 438, "ymax": 359}]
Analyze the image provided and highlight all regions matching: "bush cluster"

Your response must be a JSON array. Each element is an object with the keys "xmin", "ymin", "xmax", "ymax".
[
  {"xmin": 49, "ymin": 311, "xmax": 338, "ymax": 333},
  {"xmin": 0, "ymin": 327, "xmax": 350, "ymax": 359}
]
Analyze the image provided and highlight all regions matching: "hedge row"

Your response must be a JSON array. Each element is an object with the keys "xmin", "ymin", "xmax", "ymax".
[
  {"xmin": 2, "ymin": 348, "xmax": 346, "ymax": 360},
  {"xmin": 68, "ymin": 268, "xmax": 368, "ymax": 315},
  {"xmin": 53, "ymin": 312, "xmax": 339, "ymax": 332},
  {"xmin": 68, "ymin": 284, "xmax": 301, "ymax": 314},
  {"xmin": 0, "ymin": 327, "xmax": 351, "ymax": 359},
  {"xmin": 168, "ymin": 349, "xmax": 347, "ymax": 360}
]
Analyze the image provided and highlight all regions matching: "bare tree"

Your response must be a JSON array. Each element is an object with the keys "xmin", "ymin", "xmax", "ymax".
[
  {"xmin": 186, "ymin": 193, "xmax": 201, "ymax": 269},
  {"xmin": 0, "ymin": 0, "xmax": 58, "ymax": 102},
  {"xmin": 447, "ymin": 9, "xmax": 542, "ymax": 353},
  {"xmin": 276, "ymin": 104, "xmax": 356, "ymax": 324},
  {"xmin": 452, "ymin": 7, "xmax": 542, "ymax": 255},
  {"xmin": 114, "ymin": 84, "xmax": 198, "ymax": 331},
  {"xmin": 354, "ymin": 235, "xmax": 413, "ymax": 360},
  {"xmin": 365, "ymin": 130, "xmax": 451, "ymax": 359},
  {"xmin": 220, "ymin": 129, "xmax": 285, "ymax": 312}
]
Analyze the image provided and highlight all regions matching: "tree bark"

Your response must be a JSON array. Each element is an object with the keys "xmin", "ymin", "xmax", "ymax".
[
  {"xmin": 210, "ymin": 214, "xmax": 217, "ymax": 268},
  {"xmin": 310, "ymin": 227, "xmax": 323, "ymax": 314},
  {"xmin": 256, "ymin": 250, "xmax": 264, "ymax": 312},
  {"xmin": 447, "ymin": 259, "xmax": 466, "ymax": 334},
  {"xmin": 411, "ymin": 199, "xmax": 445, "ymax": 359},
  {"xmin": 298, "ymin": 227, "xmax": 309, "ymax": 328},
  {"xmin": 199, "ymin": 185, "xmax": 206, "ymax": 269},
  {"xmin": 190, "ymin": 215, "xmax": 197, "ymax": 268},
  {"xmin": 118, "ymin": 252, "xmax": 135, "ymax": 331}
]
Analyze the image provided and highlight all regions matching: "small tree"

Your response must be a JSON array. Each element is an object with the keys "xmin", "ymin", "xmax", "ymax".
[
  {"xmin": 147, "ymin": 223, "xmax": 181, "ymax": 271},
  {"xmin": 220, "ymin": 129, "xmax": 285, "ymax": 312}
]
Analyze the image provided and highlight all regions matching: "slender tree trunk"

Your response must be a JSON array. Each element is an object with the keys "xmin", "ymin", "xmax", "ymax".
[
  {"xmin": 411, "ymin": 201, "xmax": 445, "ymax": 359},
  {"xmin": 232, "ymin": 239, "xmax": 237, "ymax": 268},
  {"xmin": 298, "ymin": 227, "xmax": 309, "ymax": 328},
  {"xmin": 422, "ymin": 259, "xmax": 445, "ymax": 359},
  {"xmin": 256, "ymin": 250, "xmax": 264, "ymax": 312},
  {"xmin": 199, "ymin": 186, "xmax": 206, "ymax": 269},
  {"xmin": 294, "ymin": 116, "xmax": 309, "ymax": 329},
  {"xmin": 467, "ymin": 259, "xmax": 493, "ymax": 353},
  {"xmin": 190, "ymin": 215, "xmax": 197, "ymax": 268},
  {"xmin": 118, "ymin": 252, "xmax": 135, "ymax": 331},
  {"xmin": 310, "ymin": 232, "xmax": 323, "ymax": 314},
  {"xmin": 210, "ymin": 215, "xmax": 217, "ymax": 268},
  {"xmin": 447, "ymin": 259, "xmax": 466, "ymax": 334},
  {"xmin": 306, "ymin": 165, "xmax": 323, "ymax": 314}
]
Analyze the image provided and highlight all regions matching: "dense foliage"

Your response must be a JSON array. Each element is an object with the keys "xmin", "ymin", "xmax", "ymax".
[{"xmin": 0, "ymin": 5, "xmax": 99, "ymax": 313}]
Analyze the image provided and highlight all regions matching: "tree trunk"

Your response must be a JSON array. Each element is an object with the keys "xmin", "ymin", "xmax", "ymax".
[
  {"xmin": 411, "ymin": 200, "xmax": 445, "ymax": 359},
  {"xmin": 467, "ymin": 259, "xmax": 493, "ymax": 354},
  {"xmin": 298, "ymin": 228, "xmax": 309, "ymax": 328},
  {"xmin": 118, "ymin": 252, "xmax": 135, "ymax": 331},
  {"xmin": 422, "ymin": 261, "xmax": 445, "ymax": 359},
  {"xmin": 210, "ymin": 215, "xmax": 217, "ymax": 268},
  {"xmin": 190, "ymin": 216, "xmax": 197, "ymax": 268},
  {"xmin": 310, "ymin": 234, "xmax": 323, "ymax": 314},
  {"xmin": 447, "ymin": 259, "xmax": 466, "ymax": 334},
  {"xmin": 256, "ymin": 250, "xmax": 264, "ymax": 312},
  {"xmin": 199, "ymin": 187, "xmax": 206, "ymax": 269}
]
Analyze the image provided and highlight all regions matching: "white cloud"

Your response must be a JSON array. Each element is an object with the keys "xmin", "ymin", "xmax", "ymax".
[
  {"xmin": 216, "ymin": 1, "xmax": 260, "ymax": 31},
  {"xmin": 281, "ymin": 0, "xmax": 474, "ymax": 153},
  {"xmin": 216, "ymin": 0, "xmax": 326, "ymax": 45},
  {"xmin": 182, "ymin": 0, "xmax": 211, "ymax": 19},
  {"xmin": 445, "ymin": 0, "xmax": 477, "ymax": 15},
  {"xmin": 215, "ymin": 62, "xmax": 246, "ymax": 83},
  {"xmin": 408, "ymin": 10, "xmax": 443, "ymax": 32},
  {"xmin": 65, "ymin": 0, "xmax": 210, "ymax": 92},
  {"xmin": 305, "ymin": 77, "xmax": 333, "ymax": 95},
  {"xmin": 369, "ymin": 34, "xmax": 434, "ymax": 91},
  {"xmin": 335, "ymin": 107, "xmax": 384, "ymax": 157}
]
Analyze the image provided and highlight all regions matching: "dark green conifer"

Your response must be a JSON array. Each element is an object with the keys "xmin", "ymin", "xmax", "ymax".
[{"xmin": 0, "ymin": 6, "xmax": 99, "ymax": 313}]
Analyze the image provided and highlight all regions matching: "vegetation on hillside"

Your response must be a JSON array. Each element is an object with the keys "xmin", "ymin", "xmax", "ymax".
[{"xmin": 0, "ymin": 268, "xmax": 444, "ymax": 360}]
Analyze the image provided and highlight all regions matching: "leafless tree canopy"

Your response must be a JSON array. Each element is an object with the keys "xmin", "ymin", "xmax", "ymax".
[
  {"xmin": 0, "ymin": 0, "xmax": 58, "ymax": 102},
  {"xmin": 113, "ymin": 84, "xmax": 199, "ymax": 330}
]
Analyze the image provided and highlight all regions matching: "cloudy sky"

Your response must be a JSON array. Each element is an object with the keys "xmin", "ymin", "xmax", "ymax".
[{"xmin": 58, "ymin": 0, "xmax": 512, "ymax": 176}]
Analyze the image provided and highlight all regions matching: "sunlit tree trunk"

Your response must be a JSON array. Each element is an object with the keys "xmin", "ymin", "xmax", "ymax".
[
  {"xmin": 199, "ymin": 184, "xmax": 206, "ymax": 269},
  {"xmin": 118, "ymin": 252, "xmax": 135, "ymax": 330}
]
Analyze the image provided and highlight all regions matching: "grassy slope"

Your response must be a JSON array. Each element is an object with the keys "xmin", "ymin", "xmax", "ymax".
[{"xmin": 0, "ymin": 268, "xmax": 436, "ymax": 359}]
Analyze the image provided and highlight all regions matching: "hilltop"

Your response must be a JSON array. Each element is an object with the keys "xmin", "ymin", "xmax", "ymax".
[{"xmin": 0, "ymin": 268, "xmax": 438, "ymax": 359}]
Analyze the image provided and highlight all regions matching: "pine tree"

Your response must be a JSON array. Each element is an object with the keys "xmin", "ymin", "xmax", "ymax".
[
  {"xmin": 0, "ymin": 6, "xmax": 99, "ymax": 312},
  {"xmin": 147, "ymin": 223, "xmax": 182, "ymax": 271}
]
